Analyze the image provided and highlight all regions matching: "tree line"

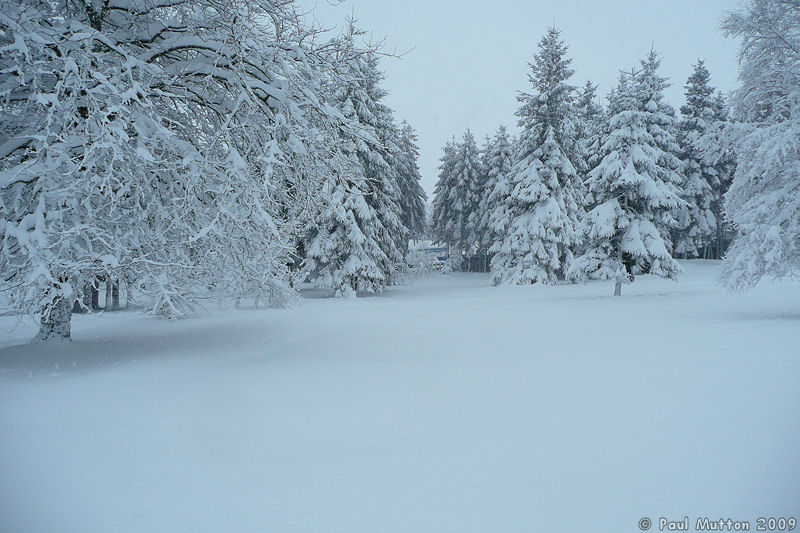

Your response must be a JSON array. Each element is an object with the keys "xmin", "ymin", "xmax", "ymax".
[{"xmin": 432, "ymin": 0, "xmax": 798, "ymax": 296}]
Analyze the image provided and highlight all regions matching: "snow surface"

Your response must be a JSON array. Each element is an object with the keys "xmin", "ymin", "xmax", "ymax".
[{"xmin": 1, "ymin": 261, "xmax": 798, "ymax": 533}]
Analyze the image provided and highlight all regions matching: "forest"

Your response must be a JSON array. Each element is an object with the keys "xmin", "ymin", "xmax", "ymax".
[{"xmin": 2, "ymin": 0, "xmax": 798, "ymax": 341}]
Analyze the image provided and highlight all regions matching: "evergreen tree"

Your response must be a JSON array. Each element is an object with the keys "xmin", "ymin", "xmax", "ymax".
[
  {"xmin": 431, "ymin": 131, "xmax": 482, "ymax": 269},
  {"xmin": 674, "ymin": 60, "xmax": 718, "ymax": 258},
  {"xmin": 575, "ymin": 80, "xmax": 604, "ymax": 179},
  {"xmin": 480, "ymin": 126, "xmax": 515, "ymax": 260},
  {"xmin": 707, "ymin": 92, "xmax": 737, "ymax": 258},
  {"xmin": 356, "ymin": 53, "xmax": 407, "ymax": 279},
  {"xmin": 432, "ymin": 138, "xmax": 459, "ymax": 247},
  {"xmin": 635, "ymin": 50, "xmax": 685, "ymax": 253},
  {"xmin": 451, "ymin": 130, "xmax": 483, "ymax": 257},
  {"xmin": 395, "ymin": 121, "xmax": 428, "ymax": 247},
  {"xmin": 302, "ymin": 153, "xmax": 390, "ymax": 297},
  {"xmin": 468, "ymin": 134, "xmax": 492, "ymax": 265},
  {"xmin": 490, "ymin": 26, "xmax": 584, "ymax": 285},
  {"xmin": 300, "ymin": 22, "xmax": 404, "ymax": 296},
  {"xmin": 569, "ymin": 70, "xmax": 683, "ymax": 295}
]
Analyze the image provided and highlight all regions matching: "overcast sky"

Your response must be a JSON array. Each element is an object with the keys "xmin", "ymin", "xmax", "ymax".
[{"xmin": 301, "ymin": 0, "xmax": 742, "ymax": 198}]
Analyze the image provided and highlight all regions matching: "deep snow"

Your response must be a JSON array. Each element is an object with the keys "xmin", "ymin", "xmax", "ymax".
[{"xmin": 1, "ymin": 261, "xmax": 798, "ymax": 533}]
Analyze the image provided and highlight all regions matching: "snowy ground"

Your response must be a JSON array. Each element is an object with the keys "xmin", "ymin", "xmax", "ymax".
[{"xmin": 1, "ymin": 261, "xmax": 798, "ymax": 533}]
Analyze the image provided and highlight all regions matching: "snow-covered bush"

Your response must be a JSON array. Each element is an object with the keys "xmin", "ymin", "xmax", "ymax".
[{"xmin": 405, "ymin": 249, "xmax": 438, "ymax": 277}]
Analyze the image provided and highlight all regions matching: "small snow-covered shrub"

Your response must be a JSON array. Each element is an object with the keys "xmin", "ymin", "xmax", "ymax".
[{"xmin": 406, "ymin": 249, "xmax": 438, "ymax": 277}]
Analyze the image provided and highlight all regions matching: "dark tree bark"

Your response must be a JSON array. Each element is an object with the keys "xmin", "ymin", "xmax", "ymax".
[
  {"xmin": 111, "ymin": 283, "xmax": 120, "ymax": 310},
  {"xmin": 91, "ymin": 282, "xmax": 100, "ymax": 311}
]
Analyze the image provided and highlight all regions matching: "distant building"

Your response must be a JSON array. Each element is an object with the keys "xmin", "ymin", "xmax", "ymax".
[{"xmin": 408, "ymin": 240, "xmax": 449, "ymax": 266}]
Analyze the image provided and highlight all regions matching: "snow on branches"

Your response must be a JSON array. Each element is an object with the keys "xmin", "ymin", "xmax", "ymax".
[{"xmin": 0, "ymin": 0, "xmax": 418, "ymax": 339}]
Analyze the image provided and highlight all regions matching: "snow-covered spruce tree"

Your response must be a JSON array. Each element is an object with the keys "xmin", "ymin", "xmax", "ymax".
[
  {"xmin": 432, "ymin": 138, "xmax": 458, "ymax": 245},
  {"xmin": 674, "ymin": 60, "xmax": 718, "ymax": 258},
  {"xmin": 479, "ymin": 126, "xmax": 515, "ymax": 265},
  {"xmin": 395, "ymin": 121, "xmax": 428, "ymax": 249},
  {"xmin": 431, "ymin": 138, "xmax": 460, "ymax": 270},
  {"xmin": 699, "ymin": 92, "xmax": 737, "ymax": 259},
  {"xmin": 431, "ymin": 131, "xmax": 481, "ymax": 269},
  {"xmin": 355, "ymin": 52, "xmax": 407, "ymax": 282},
  {"xmin": 301, "ymin": 22, "xmax": 405, "ymax": 295},
  {"xmin": 711, "ymin": 0, "xmax": 800, "ymax": 289},
  {"xmin": 568, "ymin": 71, "xmax": 683, "ymax": 296},
  {"xmin": 297, "ymin": 49, "xmax": 380, "ymax": 296},
  {"xmin": 575, "ymin": 81, "xmax": 605, "ymax": 181},
  {"xmin": 301, "ymin": 147, "xmax": 390, "ymax": 297},
  {"xmin": 0, "ymin": 0, "xmax": 353, "ymax": 340},
  {"xmin": 452, "ymin": 130, "xmax": 483, "ymax": 262},
  {"xmin": 635, "ymin": 50, "xmax": 685, "ymax": 255},
  {"xmin": 467, "ymin": 135, "xmax": 492, "ymax": 270},
  {"xmin": 490, "ymin": 26, "xmax": 584, "ymax": 286},
  {"xmin": 573, "ymin": 80, "xmax": 605, "ymax": 257}
]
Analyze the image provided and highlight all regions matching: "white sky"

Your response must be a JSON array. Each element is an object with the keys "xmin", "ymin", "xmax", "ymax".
[{"xmin": 301, "ymin": 0, "xmax": 742, "ymax": 197}]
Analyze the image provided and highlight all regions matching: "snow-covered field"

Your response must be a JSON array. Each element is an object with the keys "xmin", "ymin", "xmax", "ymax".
[{"xmin": 1, "ymin": 261, "xmax": 798, "ymax": 533}]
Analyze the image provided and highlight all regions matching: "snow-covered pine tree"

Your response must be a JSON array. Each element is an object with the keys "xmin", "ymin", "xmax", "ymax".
[
  {"xmin": 568, "ymin": 70, "xmax": 683, "ymax": 296},
  {"xmin": 575, "ymin": 81, "xmax": 605, "ymax": 181},
  {"xmin": 674, "ymin": 60, "xmax": 718, "ymax": 258},
  {"xmin": 490, "ymin": 26, "xmax": 584, "ymax": 285},
  {"xmin": 635, "ymin": 50, "xmax": 685, "ymax": 255},
  {"xmin": 432, "ymin": 138, "xmax": 459, "ymax": 248},
  {"xmin": 706, "ymin": 92, "xmax": 737, "ymax": 258},
  {"xmin": 431, "ymin": 131, "xmax": 482, "ymax": 268},
  {"xmin": 572, "ymin": 80, "xmax": 605, "ymax": 257},
  {"xmin": 301, "ymin": 22, "xmax": 404, "ymax": 295},
  {"xmin": 452, "ymin": 130, "xmax": 483, "ymax": 263},
  {"xmin": 301, "ymin": 147, "xmax": 390, "ymax": 297},
  {"xmin": 480, "ymin": 126, "xmax": 515, "ymax": 264},
  {"xmin": 395, "ymin": 121, "xmax": 428, "ymax": 250},
  {"xmin": 354, "ymin": 51, "xmax": 407, "ymax": 282},
  {"xmin": 467, "ymin": 135, "xmax": 492, "ymax": 270},
  {"xmin": 711, "ymin": 0, "xmax": 800, "ymax": 289}
]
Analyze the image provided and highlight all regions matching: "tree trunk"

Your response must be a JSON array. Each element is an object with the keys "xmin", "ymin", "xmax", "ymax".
[
  {"xmin": 81, "ymin": 284, "xmax": 92, "ymax": 312},
  {"xmin": 35, "ymin": 296, "xmax": 72, "ymax": 342},
  {"xmin": 91, "ymin": 283, "xmax": 100, "ymax": 311},
  {"xmin": 105, "ymin": 281, "xmax": 113, "ymax": 309},
  {"xmin": 615, "ymin": 246, "xmax": 625, "ymax": 296},
  {"xmin": 111, "ymin": 283, "xmax": 120, "ymax": 311}
]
